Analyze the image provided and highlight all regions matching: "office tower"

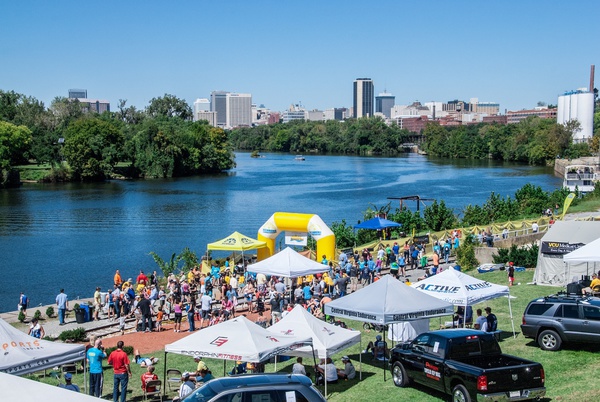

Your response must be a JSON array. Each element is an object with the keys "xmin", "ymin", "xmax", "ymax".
[
  {"xmin": 210, "ymin": 91, "xmax": 252, "ymax": 129},
  {"xmin": 376, "ymin": 91, "xmax": 395, "ymax": 118},
  {"xmin": 68, "ymin": 89, "xmax": 87, "ymax": 99},
  {"xmin": 353, "ymin": 78, "xmax": 374, "ymax": 118}
]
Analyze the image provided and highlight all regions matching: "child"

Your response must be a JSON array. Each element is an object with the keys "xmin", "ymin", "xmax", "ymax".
[
  {"xmin": 118, "ymin": 306, "xmax": 126, "ymax": 335},
  {"xmin": 155, "ymin": 306, "xmax": 164, "ymax": 331}
]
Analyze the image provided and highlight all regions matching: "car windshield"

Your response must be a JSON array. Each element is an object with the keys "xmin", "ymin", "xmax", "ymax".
[{"xmin": 183, "ymin": 383, "xmax": 218, "ymax": 402}]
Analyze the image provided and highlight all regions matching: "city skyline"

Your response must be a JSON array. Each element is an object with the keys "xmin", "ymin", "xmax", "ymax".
[{"xmin": 1, "ymin": 1, "xmax": 598, "ymax": 114}]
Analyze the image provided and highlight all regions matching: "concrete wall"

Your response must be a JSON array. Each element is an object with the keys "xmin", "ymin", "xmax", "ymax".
[{"xmin": 474, "ymin": 232, "xmax": 545, "ymax": 264}]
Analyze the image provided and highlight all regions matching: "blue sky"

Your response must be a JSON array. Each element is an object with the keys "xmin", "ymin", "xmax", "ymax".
[{"xmin": 1, "ymin": 1, "xmax": 598, "ymax": 113}]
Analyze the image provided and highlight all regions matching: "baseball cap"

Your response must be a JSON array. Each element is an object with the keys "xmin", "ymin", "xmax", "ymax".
[
  {"xmin": 64, "ymin": 373, "xmax": 72, "ymax": 380},
  {"xmin": 182, "ymin": 372, "xmax": 191, "ymax": 378},
  {"xmin": 342, "ymin": 356, "xmax": 350, "ymax": 361},
  {"xmin": 376, "ymin": 335, "xmax": 382, "ymax": 341}
]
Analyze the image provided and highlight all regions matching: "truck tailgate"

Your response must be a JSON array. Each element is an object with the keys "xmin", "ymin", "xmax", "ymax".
[{"xmin": 484, "ymin": 363, "xmax": 544, "ymax": 396}]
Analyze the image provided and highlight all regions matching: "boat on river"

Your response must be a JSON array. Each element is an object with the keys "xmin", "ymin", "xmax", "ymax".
[
  {"xmin": 294, "ymin": 155, "xmax": 305, "ymax": 161},
  {"xmin": 563, "ymin": 164, "xmax": 599, "ymax": 193}
]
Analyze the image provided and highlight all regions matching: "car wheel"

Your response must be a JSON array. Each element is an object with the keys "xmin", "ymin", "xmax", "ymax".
[
  {"xmin": 452, "ymin": 384, "xmax": 471, "ymax": 402},
  {"xmin": 391, "ymin": 362, "xmax": 409, "ymax": 387},
  {"xmin": 538, "ymin": 329, "xmax": 562, "ymax": 351}
]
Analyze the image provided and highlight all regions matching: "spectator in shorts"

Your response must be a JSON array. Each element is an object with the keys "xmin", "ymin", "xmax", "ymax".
[{"xmin": 173, "ymin": 299, "xmax": 183, "ymax": 332}]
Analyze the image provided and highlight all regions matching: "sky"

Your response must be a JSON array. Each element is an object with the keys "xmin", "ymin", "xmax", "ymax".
[{"xmin": 1, "ymin": 1, "xmax": 598, "ymax": 114}]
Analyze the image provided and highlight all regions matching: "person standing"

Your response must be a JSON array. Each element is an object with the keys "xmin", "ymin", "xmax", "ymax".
[
  {"xmin": 19, "ymin": 292, "xmax": 29, "ymax": 316},
  {"xmin": 114, "ymin": 270, "xmax": 123, "ymax": 289},
  {"xmin": 56, "ymin": 289, "xmax": 68, "ymax": 326},
  {"xmin": 138, "ymin": 294, "xmax": 153, "ymax": 332},
  {"xmin": 93, "ymin": 287, "xmax": 102, "ymax": 321},
  {"xmin": 199, "ymin": 292, "xmax": 212, "ymax": 329},
  {"xmin": 107, "ymin": 340, "xmax": 132, "ymax": 402},
  {"xmin": 507, "ymin": 262, "xmax": 515, "ymax": 286},
  {"xmin": 87, "ymin": 338, "xmax": 107, "ymax": 397}
]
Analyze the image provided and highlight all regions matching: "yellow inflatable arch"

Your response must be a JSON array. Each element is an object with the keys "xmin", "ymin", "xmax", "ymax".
[{"xmin": 257, "ymin": 212, "xmax": 335, "ymax": 262}]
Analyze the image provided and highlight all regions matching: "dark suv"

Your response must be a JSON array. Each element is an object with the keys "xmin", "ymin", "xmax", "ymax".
[
  {"xmin": 182, "ymin": 374, "xmax": 326, "ymax": 402},
  {"xmin": 521, "ymin": 294, "xmax": 600, "ymax": 351}
]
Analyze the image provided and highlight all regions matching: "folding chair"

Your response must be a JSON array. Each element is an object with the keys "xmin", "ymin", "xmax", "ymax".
[
  {"xmin": 144, "ymin": 379, "xmax": 163, "ymax": 401},
  {"xmin": 166, "ymin": 369, "xmax": 182, "ymax": 392}
]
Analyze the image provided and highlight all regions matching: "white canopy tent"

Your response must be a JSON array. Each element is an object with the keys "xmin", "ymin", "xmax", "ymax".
[
  {"xmin": 247, "ymin": 246, "xmax": 329, "ymax": 277},
  {"xmin": 323, "ymin": 275, "xmax": 453, "ymax": 382},
  {"xmin": 268, "ymin": 305, "xmax": 361, "ymax": 359},
  {"xmin": 533, "ymin": 221, "xmax": 600, "ymax": 287},
  {"xmin": 563, "ymin": 237, "xmax": 600, "ymax": 263},
  {"xmin": 0, "ymin": 318, "xmax": 86, "ymax": 376},
  {"xmin": 411, "ymin": 268, "xmax": 515, "ymax": 337},
  {"xmin": 324, "ymin": 275, "xmax": 453, "ymax": 324},
  {"xmin": 165, "ymin": 316, "xmax": 311, "ymax": 362},
  {"xmin": 269, "ymin": 305, "xmax": 362, "ymax": 396},
  {"xmin": 0, "ymin": 371, "xmax": 100, "ymax": 402}
]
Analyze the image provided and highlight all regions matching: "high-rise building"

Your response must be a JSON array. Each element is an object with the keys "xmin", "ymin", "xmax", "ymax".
[
  {"xmin": 68, "ymin": 89, "xmax": 87, "ymax": 99},
  {"xmin": 557, "ymin": 89, "xmax": 594, "ymax": 143},
  {"xmin": 353, "ymin": 78, "xmax": 374, "ymax": 118},
  {"xmin": 375, "ymin": 91, "xmax": 395, "ymax": 118},
  {"xmin": 193, "ymin": 98, "xmax": 211, "ymax": 122},
  {"xmin": 210, "ymin": 91, "xmax": 252, "ymax": 129}
]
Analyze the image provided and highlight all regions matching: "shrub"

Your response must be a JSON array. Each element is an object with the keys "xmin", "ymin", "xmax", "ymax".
[
  {"xmin": 492, "ymin": 243, "xmax": 539, "ymax": 267},
  {"xmin": 58, "ymin": 327, "xmax": 86, "ymax": 342},
  {"xmin": 46, "ymin": 306, "xmax": 55, "ymax": 318},
  {"xmin": 456, "ymin": 235, "xmax": 480, "ymax": 270},
  {"xmin": 105, "ymin": 345, "xmax": 134, "ymax": 356},
  {"xmin": 33, "ymin": 310, "xmax": 42, "ymax": 321},
  {"xmin": 18, "ymin": 311, "xmax": 26, "ymax": 322}
]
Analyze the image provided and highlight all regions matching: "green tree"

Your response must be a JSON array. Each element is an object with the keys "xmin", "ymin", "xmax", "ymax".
[
  {"xmin": 423, "ymin": 200, "xmax": 457, "ymax": 231},
  {"xmin": 331, "ymin": 220, "xmax": 357, "ymax": 249},
  {"xmin": 149, "ymin": 251, "xmax": 180, "ymax": 278},
  {"xmin": 0, "ymin": 121, "xmax": 31, "ymax": 169},
  {"xmin": 146, "ymin": 94, "xmax": 192, "ymax": 120},
  {"xmin": 62, "ymin": 118, "xmax": 123, "ymax": 181}
]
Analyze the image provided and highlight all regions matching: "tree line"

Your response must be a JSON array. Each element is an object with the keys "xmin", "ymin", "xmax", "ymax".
[
  {"xmin": 230, "ymin": 114, "xmax": 598, "ymax": 165},
  {"xmin": 229, "ymin": 117, "xmax": 414, "ymax": 155},
  {"xmin": 0, "ymin": 91, "xmax": 235, "ymax": 185},
  {"xmin": 329, "ymin": 183, "xmax": 597, "ymax": 249},
  {"xmin": 422, "ymin": 118, "xmax": 595, "ymax": 165}
]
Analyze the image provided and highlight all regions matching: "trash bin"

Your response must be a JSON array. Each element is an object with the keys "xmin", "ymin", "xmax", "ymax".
[
  {"xmin": 75, "ymin": 309, "xmax": 86, "ymax": 324},
  {"xmin": 81, "ymin": 304, "xmax": 90, "ymax": 322}
]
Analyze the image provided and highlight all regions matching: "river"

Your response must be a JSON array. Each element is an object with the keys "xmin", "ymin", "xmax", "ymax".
[{"xmin": 0, "ymin": 152, "xmax": 562, "ymax": 312}]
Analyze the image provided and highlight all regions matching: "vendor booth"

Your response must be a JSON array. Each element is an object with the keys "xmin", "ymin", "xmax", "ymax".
[{"xmin": 533, "ymin": 221, "xmax": 600, "ymax": 287}]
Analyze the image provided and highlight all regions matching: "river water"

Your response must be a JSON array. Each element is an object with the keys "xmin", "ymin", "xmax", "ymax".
[{"xmin": 0, "ymin": 152, "xmax": 562, "ymax": 312}]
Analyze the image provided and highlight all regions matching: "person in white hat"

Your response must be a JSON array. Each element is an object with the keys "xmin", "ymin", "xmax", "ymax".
[
  {"xmin": 337, "ymin": 356, "xmax": 356, "ymax": 380},
  {"xmin": 179, "ymin": 372, "xmax": 195, "ymax": 399}
]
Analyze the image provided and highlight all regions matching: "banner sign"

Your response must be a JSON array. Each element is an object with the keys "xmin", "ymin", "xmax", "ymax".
[
  {"xmin": 285, "ymin": 231, "xmax": 307, "ymax": 247},
  {"xmin": 541, "ymin": 241, "xmax": 584, "ymax": 255}
]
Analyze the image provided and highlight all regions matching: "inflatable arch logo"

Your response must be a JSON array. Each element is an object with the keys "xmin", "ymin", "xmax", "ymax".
[{"xmin": 257, "ymin": 212, "xmax": 335, "ymax": 262}]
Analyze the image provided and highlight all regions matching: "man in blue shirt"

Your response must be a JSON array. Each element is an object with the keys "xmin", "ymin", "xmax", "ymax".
[
  {"xmin": 87, "ymin": 339, "xmax": 107, "ymax": 397},
  {"xmin": 56, "ymin": 289, "xmax": 68, "ymax": 325}
]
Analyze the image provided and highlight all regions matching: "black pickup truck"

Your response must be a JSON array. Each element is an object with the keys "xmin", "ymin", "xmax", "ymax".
[{"xmin": 389, "ymin": 329, "xmax": 546, "ymax": 402}]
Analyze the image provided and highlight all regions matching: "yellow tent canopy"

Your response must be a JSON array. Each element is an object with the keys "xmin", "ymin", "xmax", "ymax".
[{"xmin": 207, "ymin": 231, "xmax": 268, "ymax": 251}]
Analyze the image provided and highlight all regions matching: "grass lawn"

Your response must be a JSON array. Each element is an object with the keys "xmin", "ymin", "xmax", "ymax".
[{"xmin": 26, "ymin": 270, "xmax": 600, "ymax": 401}]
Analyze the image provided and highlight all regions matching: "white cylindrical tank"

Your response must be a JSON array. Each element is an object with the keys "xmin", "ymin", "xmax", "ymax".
[{"xmin": 557, "ymin": 91, "xmax": 594, "ymax": 142}]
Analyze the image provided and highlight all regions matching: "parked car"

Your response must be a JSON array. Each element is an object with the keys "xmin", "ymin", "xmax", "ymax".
[
  {"xmin": 521, "ymin": 293, "xmax": 600, "ymax": 351},
  {"xmin": 182, "ymin": 373, "xmax": 326, "ymax": 402},
  {"xmin": 390, "ymin": 329, "xmax": 546, "ymax": 402}
]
